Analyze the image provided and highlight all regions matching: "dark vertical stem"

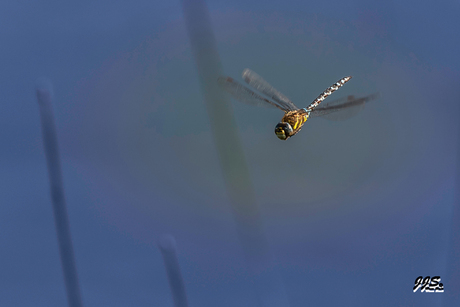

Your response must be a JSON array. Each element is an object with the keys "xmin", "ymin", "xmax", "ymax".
[
  {"xmin": 158, "ymin": 235, "xmax": 189, "ymax": 307},
  {"xmin": 180, "ymin": 1, "xmax": 289, "ymax": 306},
  {"xmin": 36, "ymin": 87, "xmax": 83, "ymax": 307}
]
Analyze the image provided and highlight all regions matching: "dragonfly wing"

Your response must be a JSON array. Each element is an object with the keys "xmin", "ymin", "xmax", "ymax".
[
  {"xmin": 306, "ymin": 76, "xmax": 352, "ymax": 111},
  {"xmin": 310, "ymin": 93, "xmax": 380, "ymax": 121},
  {"xmin": 217, "ymin": 76, "xmax": 287, "ymax": 111},
  {"xmin": 242, "ymin": 69, "xmax": 299, "ymax": 111}
]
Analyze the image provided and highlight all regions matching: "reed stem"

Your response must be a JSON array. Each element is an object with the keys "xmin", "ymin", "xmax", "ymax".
[{"xmin": 36, "ymin": 84, "xmax": 83, "ymax": 307}]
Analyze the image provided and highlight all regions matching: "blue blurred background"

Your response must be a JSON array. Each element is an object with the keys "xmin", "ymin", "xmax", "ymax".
[{"xmin": 1, "ymin": 0, "xmax": 459, "ymax": 306}]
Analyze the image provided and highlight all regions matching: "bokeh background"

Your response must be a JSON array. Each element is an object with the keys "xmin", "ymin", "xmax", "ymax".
[{"xmin": 1, "ymin": 0, "xmax": 459, "ymax": 306}]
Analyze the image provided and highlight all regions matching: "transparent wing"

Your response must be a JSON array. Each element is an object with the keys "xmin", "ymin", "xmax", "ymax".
[
  {"xmin": 306, "ymin": 76, "xmax": 352, "ymax": 111},
  {"xmin": 217, "ymin": 76, "xmax": 287, "ymax": 111},
  {"xmin": 310, "ymin": 93, "xmax": 380, "ymax": 121},
  {"xmin": 242, "ymin": 69, "xmax": 299, "ymax": 111}
]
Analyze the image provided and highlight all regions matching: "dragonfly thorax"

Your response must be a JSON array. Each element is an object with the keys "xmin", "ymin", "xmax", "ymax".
[{"xmin": 275, "ymin": 122, "xmax": 293, "ymax": 140}]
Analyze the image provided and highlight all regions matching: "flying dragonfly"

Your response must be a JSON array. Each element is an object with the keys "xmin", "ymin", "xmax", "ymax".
[{"xmin": 218, "ymin": 69, "xmax": 379, "ymax": 140}]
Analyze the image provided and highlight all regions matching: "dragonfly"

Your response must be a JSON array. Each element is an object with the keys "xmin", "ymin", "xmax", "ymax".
[{"xmin": 218, "ymin": 69, "xmax": 379, "ymax": 140}]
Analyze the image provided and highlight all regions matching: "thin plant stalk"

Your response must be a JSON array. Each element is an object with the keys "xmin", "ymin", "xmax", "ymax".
[
  {"xmin": 36, "ymin": 85, "xmax": 83, "ymax": 307},
  {"xmin": 158, "ymin": 234, "xmax": 189, "ymax": 307}
]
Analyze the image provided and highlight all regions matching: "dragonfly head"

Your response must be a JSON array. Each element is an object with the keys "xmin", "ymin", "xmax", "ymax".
[{"xmin": 275, "ymin": 122, "xmax": 293, "ymax": 140}]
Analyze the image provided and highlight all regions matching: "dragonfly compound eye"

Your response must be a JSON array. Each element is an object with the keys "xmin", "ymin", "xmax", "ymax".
[{"xmin": 275, "ymin": 122, "xmax": 293, "ymax": 140}]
